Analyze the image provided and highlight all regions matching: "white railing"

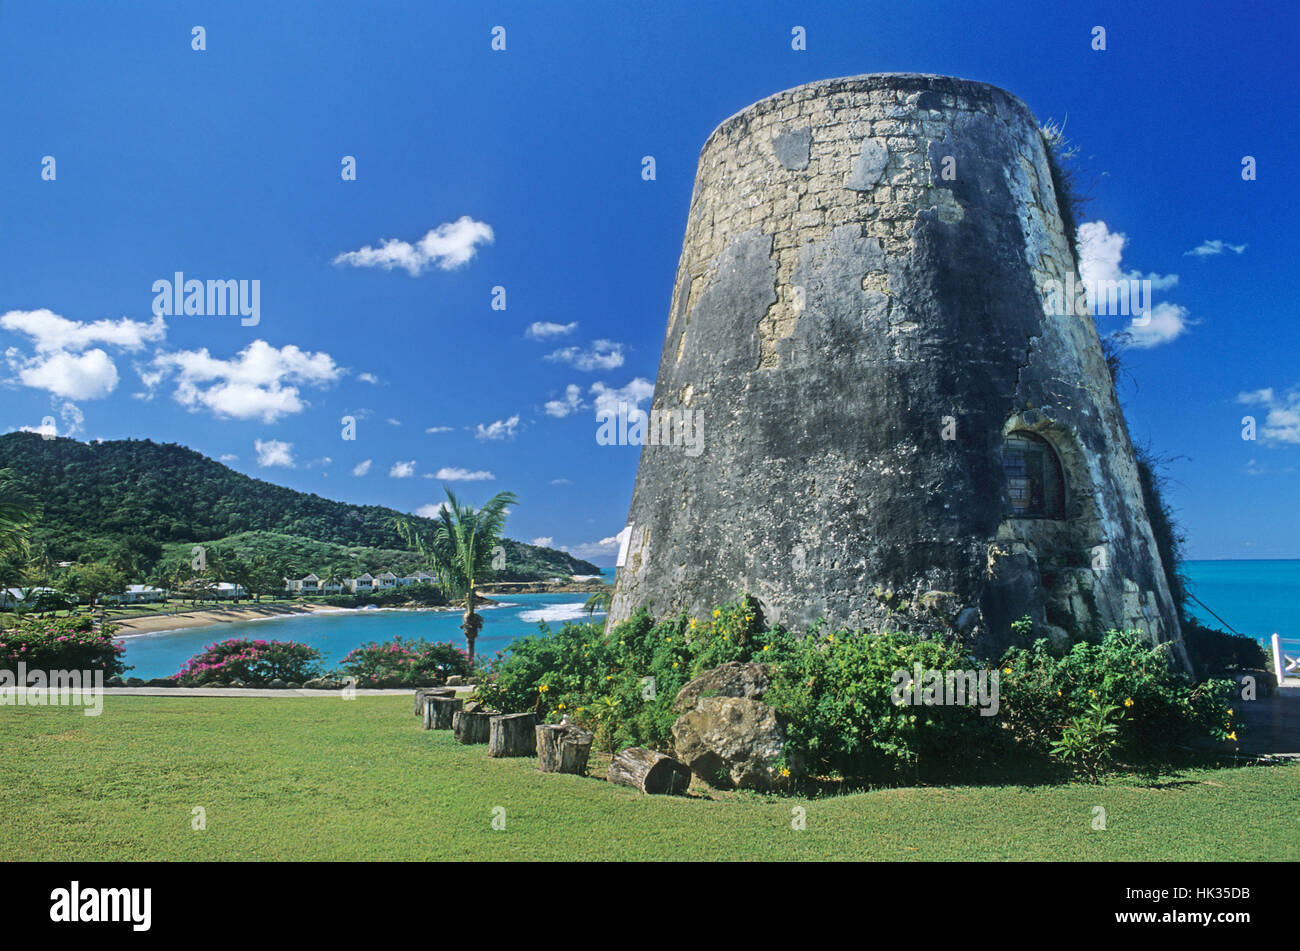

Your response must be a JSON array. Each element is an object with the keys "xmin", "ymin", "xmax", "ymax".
[{"xmin": 1272, "ymin": 634, "xmax": 1299, "ymax": 684}]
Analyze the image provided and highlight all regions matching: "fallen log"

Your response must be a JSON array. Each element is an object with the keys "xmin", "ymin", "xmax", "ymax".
[
  {"xmin": 453, "ymin": 709, "xmax": 493, "ymax": 744},
  {"xmin": 488, "ymin": 712, "xmax": 538, "ymax": 757},
  {"xmin": 607, "ymin": 747, "xmax": 692, "ymax": 795},
  {"xmin": 423, "ymin": 695, "xmax": 463, "ymax": 730},
  {"xmin": 535, "ymin": 723, "xmax": 594, "ymax": 775}
]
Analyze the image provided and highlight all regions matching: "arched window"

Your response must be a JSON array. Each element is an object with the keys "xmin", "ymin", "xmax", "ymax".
[{"xmin": 1003, "ymin": 432, "xmax": 1065, "ymax": 518}]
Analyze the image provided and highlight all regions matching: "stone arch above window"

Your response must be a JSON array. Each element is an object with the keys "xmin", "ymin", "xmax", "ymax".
[{"xmin": 1003, "ymin": 431, "xmax": 1066, "ymax": 519}]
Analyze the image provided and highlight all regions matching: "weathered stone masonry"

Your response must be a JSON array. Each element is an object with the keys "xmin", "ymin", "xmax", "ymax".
[{"xmin": 609, "ymin": 73, "xmax": 1191, "ymax": 674}]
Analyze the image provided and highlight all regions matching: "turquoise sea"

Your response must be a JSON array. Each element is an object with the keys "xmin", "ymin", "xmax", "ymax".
[
  {"xmin": 116, "ymin": 561, "xmax": 1298, "ymax": 680},
  {"xmin": 1183, "ymin": 559, "xmax": 1298, "ymax": 646},
  {"xmin": 117, "ymin": 592, "xmax": 602, "ymax": 680}
]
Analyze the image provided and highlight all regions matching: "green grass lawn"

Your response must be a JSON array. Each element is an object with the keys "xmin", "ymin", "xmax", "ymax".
[{"xmin": 2, "ymin": 696, "xmax": 1296, "ymax": 861}]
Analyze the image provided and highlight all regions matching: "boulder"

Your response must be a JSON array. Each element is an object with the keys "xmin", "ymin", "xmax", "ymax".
[
  {"xmin": 286, "ymin": 681, "xmax": 302, "ymax": 690},
  {"xmin": 302, "ymin": 677, "xmax": 341, "ymax": 690},
  {"xmin": 671, "ymin": 696, "xmax": 791, "ymax": 791},
  {"xmin": 446, "ymin": 675, "xmax": 464, "ymax": 686},
  {"xmin": 125, "ymin": 677, "xmax": 145, "ymax": 687},
  {"xmin": 106, "ymin": 676, "xmax": 125, "ymax": 687},
  {"xmin": 672, "ymin": 661, "xmax": 772, "ymax": 714},
  {"xmin": 269, "ymin": 678, "xmax": 287, "ymax": 689}
]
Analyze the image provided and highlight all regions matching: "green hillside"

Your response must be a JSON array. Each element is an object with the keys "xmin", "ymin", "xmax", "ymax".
[{"xmin": 0, "ymin": 433, "xmax": 601, "ymax": 582}]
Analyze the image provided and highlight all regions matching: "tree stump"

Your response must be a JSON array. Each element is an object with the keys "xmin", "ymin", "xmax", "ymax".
[
  {"xmin": 607, "ymin": 747, "xmax": 692, "ymax": 795},
  {"xmin": 414, "ymin": 687, "xmax": 455, "ymax": 717},
  {"xmin": 452, "ymin": 709, "xmax": 493, "ymax": 744},
  {"xmin": 423, "ymin": 696, "xmax": 462, "ymax": 730},
  {"xmin": 488, "ymin": 712, "xmax": 538, "ymax": 757},
  {"xmin": 535, "ymin": 723, "xmax": 594, "ymax": 775}
]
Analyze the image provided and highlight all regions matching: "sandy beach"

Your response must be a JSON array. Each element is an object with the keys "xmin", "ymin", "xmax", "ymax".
[{"xmin": 110, "ymin": 602, "xmax": 345, "ymax": 636}]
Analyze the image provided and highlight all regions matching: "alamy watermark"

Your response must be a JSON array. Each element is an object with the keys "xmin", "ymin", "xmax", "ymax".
[
  {"xmin": 596, "ymin": 401, "xmax": 704, "ymax": 457},
  {"xmin": 890, "ymin": 664, "xmax": 1000, "ymax": 716},
  {"xmin": 0, "ymin": 663, "xmax": 104, "ymax": 716},
  {"xmin": 152, "ymin": 272, "xmax": 260, "ymax": 326},
  {"xmin": 1042, "ymin": 271, "xmax": 1151, "ymax": 325}
]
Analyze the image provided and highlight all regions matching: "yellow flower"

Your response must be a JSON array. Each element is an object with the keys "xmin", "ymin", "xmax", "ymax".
[
  {"xmin": 688, "ymin": 619, "xmax": 696, "ymax": 630},
  {"xmin": 666, "ymin": 636, "xmax": 673, "ymax": 643},
  {"xmin": 1227, "ymin": 708, "xmax": 1233, "ymax": 716},
  {"xmin": 1002, "ymin": 667, "xmax": 1012, "ymax": 675},
  {"xmin": 713, "ymin": 609, "xmax": 721, "ymax": 619},
  {"xmin": 780, "ymin": 767, "xmax": 790, "ymax": 778},
  {"xmin": 1056, "ymin": 690, "xmax": 1062, "ymax": 697},
  {"xmin": 605, "ymin": 675, "xmax": 612, "ymax": 681},
  {"xmin": 672, "ymin": 662, "xmax": 679, "ymax": 668},
  {"xmin": 557, "ymin": 703, "xmax": 565, "ymax": 710},
  {"xmin": 762, "ymin": 644, "xmax": 771, "ymax": 652},
  {"xmin": 539, "ymin": 684, "xmax": 549, "ymax": 693},
  {"xmin": 1227, "ymin": 731, "xmax": 1238, "ymax": 742},
  {"xmin": 1123, "ymin": 698, "xmax": 1134, "ymax": 708},
  {"xmin": 576, "ymin": 707, "xmax": 584, "ymax": 713},
  {"xmin": 1088, "ymin": 689, "xmax": 1096, "ymax": 697}
]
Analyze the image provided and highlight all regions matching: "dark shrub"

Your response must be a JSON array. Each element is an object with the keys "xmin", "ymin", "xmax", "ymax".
[{"xmin": 1181, "ymin": 618, "xmax": 1269, "ymax": 680}]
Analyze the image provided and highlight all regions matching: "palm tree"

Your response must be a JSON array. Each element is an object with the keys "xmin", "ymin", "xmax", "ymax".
[
  {"xmin": 394, "ymin": 488, "xmax": 517, "ymax": 662},
  {"xmin": 583, "ymin": 588, "xmax": 612, "ymax": 620},
  {"xmin": 0, "ymin": 470, "xmax": 38, "ymax": 613}
]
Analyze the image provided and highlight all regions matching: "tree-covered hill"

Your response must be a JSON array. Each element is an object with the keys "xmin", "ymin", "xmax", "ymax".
[{"xmin": 0, "ymin": 433, "xmax": 600, "ymax": 580}]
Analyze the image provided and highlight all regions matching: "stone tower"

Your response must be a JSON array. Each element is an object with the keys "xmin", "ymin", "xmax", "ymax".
[{"xmin": 609, "ymin": 73, "xmax": 1190, "ymax": 674}]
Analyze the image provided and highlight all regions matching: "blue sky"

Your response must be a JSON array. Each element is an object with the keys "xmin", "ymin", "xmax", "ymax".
[{"xmin": 1, "ymin": 0, "xmax": 1295, "ymax": 563}]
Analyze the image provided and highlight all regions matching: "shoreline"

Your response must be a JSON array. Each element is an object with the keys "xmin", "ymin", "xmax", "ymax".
[
  {"xmin": 107, "ymin": 592, "xmax": 585, "ymax": 638},
  {"xmin": 111, "ymin": 602, "xmax": 348, "ymax": 637}
]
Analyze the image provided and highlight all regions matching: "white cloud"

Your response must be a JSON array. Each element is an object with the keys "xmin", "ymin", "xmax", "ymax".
[
  {"xmin": 149, "ymin": 340, "xmax": 343, "ymax": 422},
  {"xmin": 358, "ymin": 372, "xmax": 379, "ymax": 384},
  {"xmin": 416, "ymin": 502, "xmax": 451, "ymax": 518},
  {"xmin": 531, "ymin": 536, "xmax": 554, "ymax": 548},
  {"xmin": 544, "ymin": 384, "xmax": 585, "ymax": 418},
  {"xmin": 1, "ymin": 309, "xmax": 164, "ymax": 401},
  {"xmin": 13, "ymin": 348, "xmax": 119, "ymax": 399},
  {"xmin": 475, "ymin": 414, "xmax": 520, "ymax": 441},
  {"xmin": 526, "ymin": 321, "xmax": 578, "ymax": 340},
  {"xmin": 389, "ymin": 460, "xmax": 417, "ymax": 478},
  {"xmin": 562, "ymin": 535, "xmax": 621, "ymax": 559},
  {"xmin": 14, "ymin": 401, "xmax": 84, "ymax": 439},
  {"xmin": 548, "ymin": 478, "xmax": 572, "ymax": 485},
  {"xmin": 1078, "ymin": 222, "xmax": 1179, "ymax": 292},
  {"xmin": 590, "ymin": 378, "xmax": 655, "ymax": 418},
  {"xmin": 386, "ymin": 417, "xmax": 401, "ymax": 426},
  {"xmin": 545, "ymin": 339, "xmax": 625, "ymax": 371},
  {"xmin": 0, "ymin": 309, "xmax": 165, "ymax": 353},
  {"xmin": 1078, "ymin": 221, "xmax": 1188, "ymax": 348},
  {"xmin": 59, "ymin": 401, "xmax": 85, "ymax": 437},
  {"xmin": 220, "ymin": 453, "xmax": 238, "ymax": 462},
  {"xmin": 16, "ymin": 419, "xmax": 56, "ymax": 438},
  {"xmin": 425, "ymin": 425, "xmax": 453, "ymax": 434},
  {"xmin": 254, "ymin": 439, "xmax": 295, "ymax": 468},
  {"xmin": 1237, "ymin": 387, "xmax": 1300, "ymax": 445},
  {"xmin": 1124, "ymin": 301, "xmax": 1191, "ymax": 348},
  {"xmin": 434, "ymin": 467, "xmax": 494, "ymax": 481},
  {"xmin": 352, "ymin": 459, "xmax": 372, "ymax": 476},
  {"xmin": 1185, "ymin": 239, "xmax": 1248, "ymax": 257},
  {"xmin": 332, "ymin": 217, "xmax": 494, "ymax": 275}
]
